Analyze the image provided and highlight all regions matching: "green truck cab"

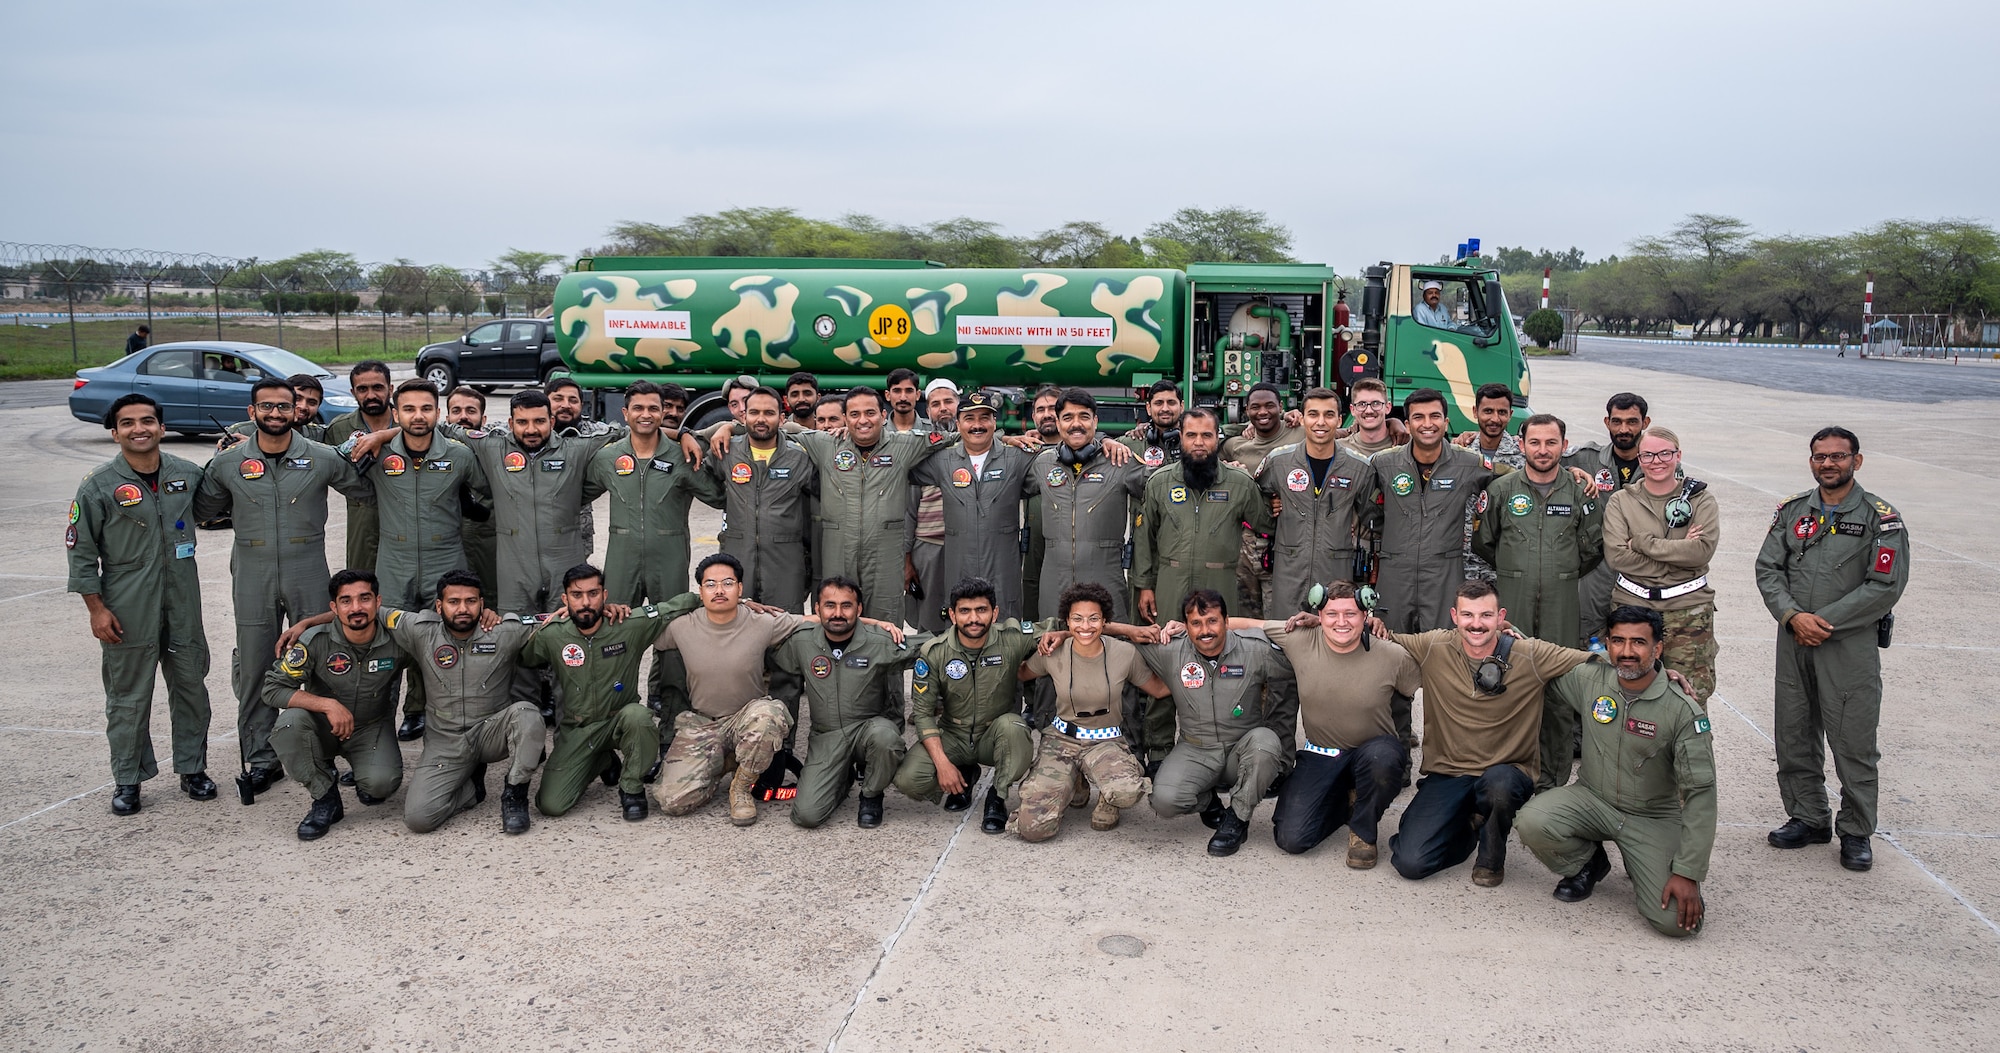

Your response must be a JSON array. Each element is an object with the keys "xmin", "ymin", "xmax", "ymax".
[{"xmin": 550, "ymin": 255, "xmax": 1528, "ymax": 433}]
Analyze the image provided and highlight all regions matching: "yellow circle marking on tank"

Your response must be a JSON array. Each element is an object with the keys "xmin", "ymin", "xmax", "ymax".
[{"xmin": 868, "ymin": 304, "xmax": 913, "ymax": 348}]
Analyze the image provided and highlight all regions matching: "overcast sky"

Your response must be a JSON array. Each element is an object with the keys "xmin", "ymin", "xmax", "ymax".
[{"xmin": 4, "ymin": 0, "xmax": 1991, "ymax": 273}]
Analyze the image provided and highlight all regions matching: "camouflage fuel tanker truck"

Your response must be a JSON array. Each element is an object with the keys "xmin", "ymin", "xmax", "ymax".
[{"xmin": 550, "ymin": 256, "xmax": 1530, "ymax": 432}]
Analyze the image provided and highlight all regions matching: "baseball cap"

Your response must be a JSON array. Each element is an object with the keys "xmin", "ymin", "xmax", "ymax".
[{"xmin": 958, "ymin": 390, "xmax": 1001, "ymax": 415}]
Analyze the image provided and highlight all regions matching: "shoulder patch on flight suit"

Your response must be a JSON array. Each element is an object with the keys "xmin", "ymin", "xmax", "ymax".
[
  {"xmin": 913, "ymin": 658, "xmax": 930, "ymax": 678},
  {"xmin": 280, "ymin": 645, "xmax": 309, "ymax": 678},
  {"xmin": 384, "ymin": 609, "xmax": 403, "ymax": 629}
]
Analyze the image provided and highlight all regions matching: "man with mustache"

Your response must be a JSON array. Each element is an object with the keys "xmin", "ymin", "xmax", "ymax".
[
  {"xmin": 1120, "ymin": 379, "xmax": 1187, "ymax": 475},
  {"xmin": 264, "ymin": 570, "xmax": 406, "ymax": 840},
  {"xmin": 1454, "ymin": 383, "xmax": 1529, "ymax": 583},
  {"xmin": 1019, "ymin": 384, "xmax": 1063, "ymax": 620},
  {"xmin": 1025, "ymin": 389, "xmax": 1141, "ymax": 622},
  {"xmin": 907, "ymin": 391, "xmax": 1037, "ymax": 623},
  {"xmin": 773, "ymin": 576, "xmax": 930, "ymax": 829},
  {"xmin": 1516, "ymin": 605, "xmax": 1714, "ymax": 935},
  {"xmin": 901, "ymin": 379, "xmax": 958, "ymax": 631},
  {"xmin": 784, "ymin": 372, "xmax": 820, "ymax": 429},
  {"xmin": 195, "ymin": 378, "xmax": 374, "ymax": 800},
  {"xmin": 1755, "ymin": 426, "xmax": 1909, "ymax": 873},
  {"xmin": 1131, "ymin": 407, "xmax": 1273, "ymax": 767},
  {"xmin": 519, "ymin": 563, "xmax": 697, "ymax": 822},
  {"xmin": 1566, "ymin": 392, "xmax": 1652, "ymax": 644},
  {"xmin": 322, "ymin": 360, "xmax": 395, "ymax": 572},
  {"xmin": 1220, "ymin": 383, "xmax": 1302, "ymax": 619},
  {"xmin": 446, "ymin": 386, "xmax": 500, "ymax": 609},
  {"xmin": 1367, "ymin": 388, "xmax": 1499, "ymax": 634}
]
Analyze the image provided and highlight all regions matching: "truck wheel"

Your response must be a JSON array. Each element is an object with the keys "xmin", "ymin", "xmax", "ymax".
[
  {"xmin": 684, "ymin": 397, "xmax": 733, "ymax": 433},
  {"xmin": 421, "ymin": 360, "xmax": 456, "ymax": 394},
  {"xmin": 540, "ymin": 362, "xmax": 567, "ymax": 387}
]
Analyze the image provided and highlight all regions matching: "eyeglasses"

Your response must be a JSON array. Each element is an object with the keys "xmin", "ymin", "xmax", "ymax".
[
  {"xmin": 700, "ymin": 578, "xmax": 738, "ymax": 589},
  {"xmin": 1636, "ymin": 450, "xmax": 1680, "ymax": 463},
  {"xmin": 253, "ymin": 402, "xmax": 292, "ymax": 412},
  {"xmin": 1809, "ymin": 453, "xmax": 1854, "ymax": 465},
  {"xmin": 1351, "ymin": 401, "xmax": 1389, "ymax": 411}
]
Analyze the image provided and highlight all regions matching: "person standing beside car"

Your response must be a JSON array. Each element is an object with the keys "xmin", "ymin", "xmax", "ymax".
[{"xmin": 322, "ymin": 361, "xmax": 395, "ymax": 572}]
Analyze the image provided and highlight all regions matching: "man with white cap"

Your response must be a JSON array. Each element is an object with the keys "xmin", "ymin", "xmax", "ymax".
[{"xmin": 1415, "ymin": 280, "xmax": 1458, "ymax": 330}]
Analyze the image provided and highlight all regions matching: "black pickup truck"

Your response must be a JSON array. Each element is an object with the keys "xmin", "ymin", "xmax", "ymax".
[{"xmin": 415, "ymin": 317, "xmax": 564, "ymax": 392}]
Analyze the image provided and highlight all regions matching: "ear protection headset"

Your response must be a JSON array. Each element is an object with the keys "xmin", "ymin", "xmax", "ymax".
[
  {"xmin": 1058, "ymin": 440, "xmax": 1102, "ymax": 467},
  {"xmin": 1303, "ymin": 582, "xmax": 1373, "ymax": 650},
  {"xmin": 1472, "ymin": 634, "xmax": 1515, "ymax": 696},
  {"xmin": 1664, "ymin": 478, "xmax": 1707, "ymax": 530}
]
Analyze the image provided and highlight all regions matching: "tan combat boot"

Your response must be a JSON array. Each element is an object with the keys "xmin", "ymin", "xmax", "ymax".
[
  {"xmin": 1068, "ymin": 768, "xmax": 1090, "ymax": 809},
  {"xmin": 1090, "ymin": 796, "xmax": 1121, "ymax": 831},
  {"xmin": 1346, "ymin": 832, "xmax": 1377, "ymax": 870},
  {"xmin": 729, "ymin": 762, "xmax": 760, "ymax": 826}
]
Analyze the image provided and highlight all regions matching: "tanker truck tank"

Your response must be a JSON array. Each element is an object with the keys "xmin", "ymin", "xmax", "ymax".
[{"xmin": 551, "ymin": 258, "xmax": 1189, "ymax": 395}]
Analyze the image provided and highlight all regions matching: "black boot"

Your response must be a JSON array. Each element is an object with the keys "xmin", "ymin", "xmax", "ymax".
[
  {"xmin": 980, "ymin": 787, "xmax": 1008, "ymax": 834},
  {"xmin": 600, "ymin": 754, "xmax": 624, "ymax": 788},
  {"xmin": 179, "ymin": 771, "xmax": 217, "ymax": 801},
  {"xmin": 1840, "ymin": 834, "xmax": 1873, "ymax": 872},
  {"xmin": 246, "ymin": 764, "xmax": 284, "ymax": 793},
  {"xmin": 297, "ymin": 786, "xmax": 345, "ymax": 841},
  {"xmin": 943, "ymin": 764, "xmax": 978, "ymax": 811},
  {"xmin": 1768, "ymin": 818, "xmax": 1832, "ymax": 849},
  {"xmin": 1263, "ymin": 770, "xmax": 1289, "ymax": 800},
  {"xmin": 339, "ymin": 769, "xmax": 356, "ymax": 786},
  {"xmin": 857, "ymin": 793, "xmax": 884, "ymax": 828},
  {"xmin": 1554, "ymin": 843, "xmax": 1611, "ymax": 902},
  {"xmin": 470, "ymin": 762, "xmax": 489, "ymax": 807},
  {"xmin": 620, "ymin": 790, "xmax": 648, "ymax": 822},
  {"xmin": 397, "ymin": 714, "xmax": 426, "ymax": 741},
  {"xmin": 501, "ymin": 781, "xmax": 531, "ymax": 835},
  {"xmin": 110, "ymin": 784, "xmax": 141, "ymax": 816},
  {"xmin": 1199, "ymin": 793, "xmax": 1226, "ymax": 830},
  {"xmin": 644, "ymin": 759, "xmax": 662, "ymax": 784},
  {"xmin": 356, "ymin": 786, "xmax": 385, "ymax": 806},
  {"xmin": 1207, "ymin": 810, "xmax": 1248, "ymax": 856}
]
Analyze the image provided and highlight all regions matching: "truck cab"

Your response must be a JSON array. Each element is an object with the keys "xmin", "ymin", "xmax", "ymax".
[{"xmin": 1356, "ymin": 261, "xmax": 1530, "ymax": 432}]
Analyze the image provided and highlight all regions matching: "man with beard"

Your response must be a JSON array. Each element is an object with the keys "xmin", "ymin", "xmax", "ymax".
[
  {"xmin": 785, "ymin": 372, "xmax": 820, "ymax": 429},
  {"xmin": 446, "ymin": 387, "xmax": 499, "ymax": 609},
  {"xmin": 1371, "ymin": 581, "xmax": 1595, "ymax": 887},
  {"xmin": 1131, "ymin": 408, "xmax": 1273, "ymax": 764},
  {"xmin": 1026, "ymin": 389, "xmax": 1141, "ymax": 621},
  {"xmin": 221, "ymin": 373, "xmax": 329, "ymax": 445},
  {"xmin": 1220, "ymin": 383, "xmax": 1302, "ymax": 619},
  {"xmin": 712, "ymin": 387, "xmax": 949, "ymax": 634},
  {"xmin": 195, "ymin": 378, "xmax": 373, "ymax": 799},
  {"xmin": 69, "ymin": 394, "xmax": 215, "ymax": 816},
  {"xmin": 1755, "ymin": 427, "xmax": 1907, "ymax": 872},
  {"xmin": 902, "ymin": 379, "xmax": 957, "ymax": 630},
  {"xmin": 1020, "ymin": 384, "xmax": 1063, "ymax": 621},
  {"xmin": 652, "ymin": 554, "xmax": 898, "ymax": 826},
  {"xmin": 545, "ymin": 375, "xmax": 625, "ymax": 554},
  {"xmin": 908, "ymin": 391, "xmax": 1036, "ymax": 622},
  {"xmin": 366, "ymin": 379, "xmax": 490, "ymax": 742},
  {"xmin": 893, "ymin": 578, "xmax": 1044, "ymax": 834},
  {"xmin": 1256, "ymin": 388, "xmax": 1376, "ymax": 615},
  {"xmin": 1120, "ymin": 379, "xmax": 1186, "ymax": 475},
  {"xmin": 1456, "ymin": 383, "xmax": 1528, "ymax": 582},
  {"xmin": 1367, "ymin": 388, "xmax": 1500, "ymax": 633},
  {"xmin": 708, "ymin": 388, "xmax": 817, "ymax": 613},
  {"xmin": 1566, "ymin": 392, "xmax": 1651, "ymax": 643},
  {"xmin": 585, "ymin": 380, "xmax": 723, "ymax": 725},
  {"xmin": 322, "ymin": 361, "xmax": 395, "ymax": 572},
  {"xmin": 1474, "ymin": 413, "xmax": 1603, "ymax": 789},
  {"xmin": 773, "ymin": 576, "xmax": 930, "ymax": 829},
  {"xmin": 1132, "ymin": 589, "xmax": 1292, "ymax": 857},
  {"xmin": 264, "ymin": 570, "xmax": 406, "ymax": 840},
  {"xmin": 1517, "ymin": 605, "xmax": 1714, "ymax": 936},
  {"xmin": 1604, "ymin": 427, "xmax": 1720, "ymax": 706},
  {"xmin": 1259, "ymin": 582, "xmax": 1419, "ymax": 868},
  {"xmin": 520, "ymin": 564, "xmax": 698, "ymax": 822}
]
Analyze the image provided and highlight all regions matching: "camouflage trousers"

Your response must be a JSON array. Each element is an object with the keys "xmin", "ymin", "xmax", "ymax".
[
  {"xmin": 1235, "ymin": 531, "xmax": 1272, "ymax": 620},
  {"xmin": 655, "ymin": 698, "xmax": 792, "ymax": 816},
  {"xmin": 1660, "ymin": 605, "xmax": 1717, "ymax": 706},
  {"xmin": 1012, "ymin": 733, "xmax": 1145, "ymax": 842}
]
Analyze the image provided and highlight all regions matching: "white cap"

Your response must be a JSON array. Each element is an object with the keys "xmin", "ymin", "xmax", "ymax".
[
  {"xmin": 1421, "ymin": 280, "xmax": 1443, "ymax": 292},
  {"xmin": 923, "ymin": 378, "xmax": 959, "ymax": 397}
]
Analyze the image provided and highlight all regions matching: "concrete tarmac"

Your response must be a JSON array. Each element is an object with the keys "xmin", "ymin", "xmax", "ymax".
[{"xmin": 1, "ymin": 357, "xmax": 1994, "ymax": 1051}]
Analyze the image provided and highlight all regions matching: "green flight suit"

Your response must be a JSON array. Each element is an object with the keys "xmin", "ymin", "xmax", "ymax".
[
  {"xmin": 795, "ymin": 429, "xmax": 947, "ymax": 626},
  {"xmin": 707, "ymin": 435, "xmax": 818, "ymax": 612},
  {"xmin": 1754, "ymin": 487, "xmax": 1910, "ymax": 839},
  {"xmin": 1254, "ymin": 442, "xmax": 1376, "ymax": 614},
  {"xmin": 1027, "ymin": 444, "xmax": 1148, "ymax": 621},
  {"xmin": 464, "ymin": 516, "xmax": 499, "ymax": 608},
  {"xmin": 519, "ymin": 597, "xmax": 700, "ymax": 817},
  {"xmin": 909, "ymin": 444, "xmax": 1037, "ymax": 622},
  {"xmin": 379, "ymin": 608, "xmax": 545, "ymax": 833},
  {"xmin": 1131, "ymin": 462, "xmax": 1273, "ymax": 756},
  {"xmin": 262, "ymin": 622, "xmax": 403, "ymax": 801},
  {"xmin": 1368, "ymin": 443, "xmax": 1497, "ymax": 633},
  {"xmin": 771, "ymin": 625, "xmax": 929, "ymax": 827},
  {"xmin": 1565, "ymin": 442, "xmax": 1643, "ymax": 644},
  {"xmin": 368, "ymin": 433, "xmax": 490, "ymax": 721},
  {"xmin": 1021, "ymin": 439, "xmax": 1053, "ymax": 621},
  {"xmin": 323, "ymin": 411, "xmax": 387, "ymax": 572},
  {"xmin": 194, "ymin": 432, "xmax": 372, "ymax": 770},
  {"xmin": 1141, "ymin": 632, "xmax": 1293, "ymax": 823},
  {"xmin": 67, "ymin": 453, "xmax": 212, "ymax": 785},
  {"xmin": 1518, "ymin": 661, "xmax": 1717, "ymax": 937},
  {"xmin": 1472, "ymin": 470, "xmax": 1604, "ymax": 789},
  {"xmin": 585, "ymin": 436, "xmax": 723, "ymax": 718},
  {"xmin": 893, "ymin": 620, "xmax": 1044, "ymax": 803}
]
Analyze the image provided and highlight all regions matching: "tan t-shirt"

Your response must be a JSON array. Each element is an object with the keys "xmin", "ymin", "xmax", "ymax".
[
  {"xmin": 1389, "ymin": 629, "xmax": 1591, "ymax": 780},
  {"xmin": 1265, "ymin": 623, "xmax": 1421, "ymax": 750},
  {"xmin": 1023, "ymin": 637, "xmax": 1151, "ymax": 731},
  {"xmin": 1222, "ymin": 425, "xmax": 1305, "ymax": 475},
  {"xmin": 655, "ymin": 608, "xmax": 807, "ymax": 717},
  {"xmin": 1343, "ymin": 432, "xmax": 1400, "ymax": 460}
]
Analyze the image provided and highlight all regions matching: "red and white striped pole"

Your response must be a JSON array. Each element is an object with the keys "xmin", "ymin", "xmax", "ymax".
[
  {"xmin": 1863, "ymin": 272, "xmax": 1874, "ymax": 356},
  {"xmin": 1541, "ymin": 268, "xmax": 1550, "ymax": 310}
]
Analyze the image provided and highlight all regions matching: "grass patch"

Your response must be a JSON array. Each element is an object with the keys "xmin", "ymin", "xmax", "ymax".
[
  {"xmin": 1525, "ymin": 347, "xmax": 1572, "ymax": 357},
  {"xmin": 0, "ymin": 315, "xmax": 470, "ymax": 380}
]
